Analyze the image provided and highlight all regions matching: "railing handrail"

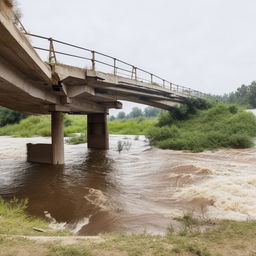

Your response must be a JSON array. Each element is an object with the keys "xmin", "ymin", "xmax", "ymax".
[{"xmin": 24, "ymin": 32, "xmax": 209, "ymax": 99}]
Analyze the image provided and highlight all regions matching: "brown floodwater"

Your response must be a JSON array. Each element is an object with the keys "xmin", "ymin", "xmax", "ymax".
[{"xmin": 1, "ymin": 135, "xmax": 256, "ymax": 235}]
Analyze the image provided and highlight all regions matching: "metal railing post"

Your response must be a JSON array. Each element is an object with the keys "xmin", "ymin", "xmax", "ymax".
[
  {"xmin": 132, "ymin": 66, "xmax": 137, "ymax": 80},
  {"xmin": 134, "ymin": 67, "xmax": 137, "ymax": 81},
  {"xmin": 91, "ymin": 51, "xmax": 96, "ymax": 71},
  {"xmin": 150, "ymin": 74, "xmax": 153, "ymax": 84},
  {"xmin": 113, "ymin": 58, "xmax": 117, "ymax": 75}
]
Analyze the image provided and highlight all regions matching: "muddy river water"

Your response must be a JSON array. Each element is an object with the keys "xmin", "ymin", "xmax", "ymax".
[{"xmin": 1, "ymin": 135, "xmax": 256, "ymax": 235}]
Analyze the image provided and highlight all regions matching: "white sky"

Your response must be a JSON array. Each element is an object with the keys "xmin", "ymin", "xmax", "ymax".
[{"xmin": 19, "ymin": 0, "xmax": 256, "ymax": 114}]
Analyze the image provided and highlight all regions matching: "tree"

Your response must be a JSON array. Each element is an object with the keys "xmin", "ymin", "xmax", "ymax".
[
  {"xmin": 0, "ymin": 107, "xmax": 28, "ymax": 127},
  {"xmin": 128, "ymin": 107, "xmax": 143, "ymax": 118},
  {"xmin": 248, "ymin": 82, "xmax": 256, "ymax": 108},
  {"xmin": 144, "ymin": 107, "xmax": 161, "ymax": 118},
  {"xmin": 117, "ymin": 111, "xmax": 126, "ymax": 119},
  {"xmin": 109, "ymin": 115, "xmax": 116, "ymax": 121}
]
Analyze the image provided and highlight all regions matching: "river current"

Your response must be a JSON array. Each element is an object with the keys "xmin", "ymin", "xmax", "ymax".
[{"xmin": 1, "ymin": 135, "xmax": 256, "ymax": 235}]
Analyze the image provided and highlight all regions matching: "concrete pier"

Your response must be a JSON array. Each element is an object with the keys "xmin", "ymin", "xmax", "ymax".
[
  {"xmin": 51, "ymin": 112, "xmax": 64, "ymax": 164},
  {"xmin": 87, "ymin": 113, "xmax": 109, "ymax": 150}
]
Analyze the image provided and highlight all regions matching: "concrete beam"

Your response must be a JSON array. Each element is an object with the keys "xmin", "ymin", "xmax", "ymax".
[
  {"xmin": 47, "ymin": 98, "xmax": 107, "ymax": 114},
  {"xmin": 0, "ymin": 2, "xmax": 52, "ymax": 83},
  {"xmin": 62, "ymin": 83, "xmax": 95, "ymax": 98},
  {"xmin": 0, "ymin": 55, "xmax": 58, "ymax": 104},
  {"xmin": 53, "ymin": 63, "xmax": 86, "ymax": 81}
]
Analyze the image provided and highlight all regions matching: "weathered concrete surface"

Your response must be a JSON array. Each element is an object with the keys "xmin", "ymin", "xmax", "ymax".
[
  {"xmin": 0, "ymin": 0, "xmax": 52, "ymax": 83},
  {"xmin": 54, "ymin": 64, "xmax": 183, "ymax": 111},
  {"xmin": 27, "ymin": 143, "xmax": 52, "ymax": 164},
  {"xmin": 87, "ymin": 113, "xmax": 109, "ymax": 149}
]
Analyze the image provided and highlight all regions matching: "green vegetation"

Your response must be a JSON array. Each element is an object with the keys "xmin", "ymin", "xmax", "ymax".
[
  {"xmin": 147, "ymin": 98, "xmax": 256, "ymax": 152},
  {"xmin": 1, "ymin": 200, "xmax": 256, "ymax": 256},
  {"xmin": 109, "ymin": 117, "xmax": 156, "ymax": 135},
  {"xmin": 213, "ymin": 81, "xmax": 256, "ymax": 108},
  {"xmin": 0, "ymin": 197, "xmax": 70, "ymax": 236},
  {"xmin": 1, "ymin": 99, "xmax": 256, "ymax": 152},
  {"xmin": 109, "ymin": 106, "xmax": 161, "ymax": 120},
  {"xmin": 0, "ymin": 107, "xmax": 27, "ymax": 127},
  {"xmin": 0, "ymin": 114, "xmax": 156, "ymax": 138},
  {"xmin": 1, "ymin": 98, "xmax": 256, "ymax": 152}
]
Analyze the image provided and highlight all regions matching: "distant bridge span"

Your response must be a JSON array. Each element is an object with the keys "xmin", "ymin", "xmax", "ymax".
[{"xmin": 0, "ymin": 2, "xmax": 207, "ymax": 164}]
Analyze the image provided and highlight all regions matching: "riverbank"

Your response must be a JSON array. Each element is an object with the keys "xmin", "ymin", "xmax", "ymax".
[
  {"xmin": 0, "ymin": 115, "xmax": 156, "ymax": 138},
  {"xmin": 1, "ymin": 197, "xmax": 256, "ymax": 256},
  {"xmin": 1, "ymin": 101, "xmax": 256, "ymax": 152}
]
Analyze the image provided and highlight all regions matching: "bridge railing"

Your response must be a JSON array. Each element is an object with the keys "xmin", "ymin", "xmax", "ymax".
[{"xmin": 24, "ymin": 32, "xmax": 208, "ymax": 99}]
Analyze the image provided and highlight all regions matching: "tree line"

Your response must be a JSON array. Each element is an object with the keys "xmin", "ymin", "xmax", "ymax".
[
  {"xmin": 213, "ymin": 81, "xmax": 256, "ymax": 108},
  {"xmin": 0, "ymin": 107, "xmax": 27, "ymax": 127},
  {"xmin": 109, "ymin": 106, "xmax": 161, "ymax": 121}
]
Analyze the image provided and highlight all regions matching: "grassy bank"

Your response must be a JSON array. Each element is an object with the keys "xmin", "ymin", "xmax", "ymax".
[
  {"xmin": 147, "ymin": 101, "xmax": 256, "ymax": 152},
  {"xmin": 1, "ymin": 100, "xmax": 256, "ymax": 152},
  {"xmin": 0, "ymin": 198, "xmax": 70, "ymax": 236},
  {"xmin": 1, "ymin": 198, "xmax": 256, "ymax": 255},
  {"xmin": 0, "ymin": 115, "xmax": 156, "ymax": 138}
]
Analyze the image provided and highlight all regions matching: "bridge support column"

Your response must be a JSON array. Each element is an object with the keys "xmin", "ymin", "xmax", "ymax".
[
  {"xmin": 51, "ymin": 112, "xmax": 64, "ymax": 165},
  {"xmin": 87, "ymin": 113, "xmax": 109, "ymax": 150}
]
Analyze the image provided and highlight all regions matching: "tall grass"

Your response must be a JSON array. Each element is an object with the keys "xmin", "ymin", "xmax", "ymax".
[
  {"xmin": 0, "ymin": 115, "xmax": 156, "ymax": 138},
  {"xmin": 147, "ymin": 102, "xmax": 256, "ymax": 152},
  {"xmin": 0, "ymin": 197, "xmax": 70, "ymax": 236}
]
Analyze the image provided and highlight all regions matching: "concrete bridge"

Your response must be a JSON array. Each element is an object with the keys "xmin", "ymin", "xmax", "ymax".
[{"xmin": 0, "ymin": 2, "xmax": 207, "ymax": 164}]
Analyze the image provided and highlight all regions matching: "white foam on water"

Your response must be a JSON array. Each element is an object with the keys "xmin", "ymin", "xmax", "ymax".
[
  {"xmin": 84, "ymin": 188, "xmax": 108, "ymax": 209},
  {"xmin": 70, "ymin": 217, "xmax": 91, "ymax": 234},
  {"xmin": 174, "ymin": 174, "xmax": 256, "ymax": 220},
  {"xmin": 44, "ymin": 211, "xmax": 67, "ymax": 231},
  {"xmin": 44, "ymin": 211, "xmax": 91, "ymax": 233}
]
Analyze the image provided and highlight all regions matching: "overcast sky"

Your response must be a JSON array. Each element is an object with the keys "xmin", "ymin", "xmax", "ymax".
[{"xmin": 19, "ymin": 0, "xmax": 256, "ymax": 114}]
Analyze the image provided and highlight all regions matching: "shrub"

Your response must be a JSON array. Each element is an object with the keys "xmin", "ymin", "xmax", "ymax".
[
  {"xmin": 147, "ymin": 125, "xmax": 179, "ymax": 145},
  {"xmin": 227, "ymin": 134, "xmax": 253, "ymax": 148},
  {"xmin": 158, "ymin": 111, "xmax": 174, "ymax": 127},
  {"xmin": 147, "ymin": 102, "xmax": 256, "ymax": 152}
]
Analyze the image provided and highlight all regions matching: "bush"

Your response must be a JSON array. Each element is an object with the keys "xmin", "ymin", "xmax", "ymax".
[
  {"xmin": 158, "ymin": 111, "xmax": 174, "ymax": 127},
  {"xmin": 158, "ymin": 98, "xmax": 211, "ymax": 127},
  {"xmin": 147, "ymin": 125, "xmax": 179, "ymax": 145},
  {"xmin": 227, "ymin": 134, "xmax": 253, "ymax": 148},
  {"xmin": 147, "ymin": 102, "xmax": 256, "ymax": 152}
]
